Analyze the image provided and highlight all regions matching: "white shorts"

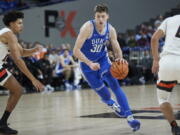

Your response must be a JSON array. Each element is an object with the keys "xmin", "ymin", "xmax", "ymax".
[
  {"xmin": 158, "ymin": 54, "xmax": 180, "ymax": 82},
  {"xmin": 0, "ymin": 66, "xmax": 11, "ymax": 86}
]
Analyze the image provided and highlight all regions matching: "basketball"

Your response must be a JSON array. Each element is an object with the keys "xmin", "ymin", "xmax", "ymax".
[{"xmin": 110, "ymin": 61, "xmax": 129, "ymax": 80}]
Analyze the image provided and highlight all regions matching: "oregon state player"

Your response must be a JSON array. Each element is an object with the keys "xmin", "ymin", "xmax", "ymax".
[
  {"xmin": 0, "ymin": 11, "xmax": 44, "ymax": 134},
  {"xmin": 151, "ymin": 14, "xmax": 180, "ymax": 135}
]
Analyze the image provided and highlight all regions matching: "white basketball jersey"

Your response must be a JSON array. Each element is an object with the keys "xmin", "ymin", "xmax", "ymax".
[
  {"xmin": 0, "ymin": 27, "xmax": 11, "ymax": 65},
  {"xmin": 158, "ymin": 15, "xmax": 180, "ymax": 56}
]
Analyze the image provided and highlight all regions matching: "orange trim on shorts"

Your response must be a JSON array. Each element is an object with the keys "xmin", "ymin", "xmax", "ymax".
[
  {"xmin": 0, "ymin": 69, "xmax": 7, "ymax": 78},
  {"xmin": 157, "ymin": 82, "xmax": 176, "ymax": 88}
]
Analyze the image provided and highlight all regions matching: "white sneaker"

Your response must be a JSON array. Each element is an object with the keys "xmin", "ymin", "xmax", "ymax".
[{"xmin": 109, "ymin": 103, "xmax": 126, "ymax": 117}]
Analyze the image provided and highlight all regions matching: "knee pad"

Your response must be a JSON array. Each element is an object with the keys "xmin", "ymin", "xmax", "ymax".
[
  {"xmin": 94, "ymin": 85, "xmax": 111, "ymax": 102},
  {"xmin": 157, "ymin": 89, "xmax": 171, "ymax": 105},
  {"xmin": 94, "ymin": 84, "xmax": 105, "ymax": 91},
  {"xmin": 156, "ymin": 80, "xmax": 177, "ymax": 105}
]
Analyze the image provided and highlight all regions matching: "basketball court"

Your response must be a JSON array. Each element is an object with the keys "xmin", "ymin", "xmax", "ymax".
[{"xmin": 0, "ymin": 84, "xmax": 179, "ymax": 135}]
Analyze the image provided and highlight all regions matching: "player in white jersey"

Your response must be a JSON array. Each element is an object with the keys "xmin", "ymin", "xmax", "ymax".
[
  {"xmin": 151, "ymin": 15, "xmax": 180, "ymax": 135},
  {"xmin": 0, "ymin": 11, "xmax": 44, "ymax": 134}
]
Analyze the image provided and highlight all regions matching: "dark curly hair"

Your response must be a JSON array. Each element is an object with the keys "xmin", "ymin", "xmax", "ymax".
[{"xmin": 3, "ymin": 10, "xmax": 24, "ymax": 26}]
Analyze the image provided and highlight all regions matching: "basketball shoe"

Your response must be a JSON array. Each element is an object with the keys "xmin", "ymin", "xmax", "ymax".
[
  {"xmin": 0, "ymin": 123, "xmax": 18, "ymax": 134},
  {"xmin": 127, "ymin": 115, "xmax": 141, "ymax": 132},
  {"xmin": 106, "ymin": 99, "xmax": 126, "ymax": 117}
]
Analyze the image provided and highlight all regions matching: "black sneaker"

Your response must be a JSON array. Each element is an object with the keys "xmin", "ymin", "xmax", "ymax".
[
  {"xmin": 0, "ymin": 123, "xmax": 18, "ymax": 134},
  {"xmin": 172, "ymin": 126, "xmax": 180, "ymax": 135}
]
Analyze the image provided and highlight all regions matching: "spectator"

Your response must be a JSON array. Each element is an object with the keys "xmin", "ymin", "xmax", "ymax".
[
  {"xmin": 33, "ymin": 42, "xmax": 47, "ymax": 60},
  {"xmin": 72, "ymin": 56, "xmax": 82, "ymax": 90},
  {"xmin": 55, "ymin": 49, "xmax": 76, "ymax": 90},
  {"xmin": 48, "ymin": 49, "xmax": 59, "ymax": 67}
]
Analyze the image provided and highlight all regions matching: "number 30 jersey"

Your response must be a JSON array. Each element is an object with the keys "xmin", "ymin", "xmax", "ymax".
[
  {"xmin": 158, "ymin": 15, "xmax": 180, "ymax": 56},
  {"xmin": 81, "ymin": 20, "xmax": 110, "ymax": 62},
  {"xmin": 0, "ymin": 27, "xmax": 11, "ymax": 66}
]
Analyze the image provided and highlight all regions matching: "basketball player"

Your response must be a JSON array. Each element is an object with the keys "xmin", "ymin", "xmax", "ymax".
[
  {"xmin": 0, "ymin": 11, "xmax": 44, "ymax": 134},
  {"xmin": 73, "ymin": 4, "xmax": 140, "ymax": 131},
  {"xmin": 151, "ymin": 14, "xmax": 180, "ymax": 135}
]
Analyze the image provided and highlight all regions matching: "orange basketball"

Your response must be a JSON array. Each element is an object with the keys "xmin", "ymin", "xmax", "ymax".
[{"xmin": 110, "ymin": 61, "xmax": 129, "ymax": 80}]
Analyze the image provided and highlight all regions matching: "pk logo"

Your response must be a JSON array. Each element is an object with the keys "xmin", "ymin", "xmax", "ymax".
[{"xmin": 45, "ymin": 10, "xmax": 77, "ymax": 38}]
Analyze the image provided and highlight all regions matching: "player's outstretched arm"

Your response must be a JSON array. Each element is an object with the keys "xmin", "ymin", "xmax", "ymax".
[
  {"xmin": 73, "ymin": 22, "xmax": 92, "ymax": 66},
  {"xmin": 151, "ymin": 29, "xmax": 164, "ymax": 74},
  {"xmin": 18, "ymin": 44, "xmax": 43, "ymax": 57},
  {"xmin": 109, "ymin": 26, "xmax": 127, "ymax": 63},
  {"xmin": 151, "ymin": 29, "xmax": 164, "ymax": 61},
  {"xmin": 110, "ymin": 26, "xmax": 123, "ymax": 59},
  {"xmin": 73, "ymin": 22, "xmax": 100, "ymax": 70},
  {"xmin": 3, "ymin": 31, "xmax": 44, "ymax": 91}
]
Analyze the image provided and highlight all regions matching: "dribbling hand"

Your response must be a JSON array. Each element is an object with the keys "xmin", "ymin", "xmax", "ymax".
[
  {"xmin": 152, "ymin": 60, "xmax": 159, "ymax": 74},
  {"xmin": 115, "ymin": 58, "xmax": 128, "ymax": 64},
  {"xmin": 89, "ymin": 62, "xmax": 100, "ymax": 71}
]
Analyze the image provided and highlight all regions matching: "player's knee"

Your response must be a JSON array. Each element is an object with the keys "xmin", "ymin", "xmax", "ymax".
[
  {"xmin": 156, "ymin": 80, "xmax": 176, "ymax": 105},
  {"xmin": 157, "ymin": 89, "xmax": 170, "ymax": 105},
  {"xmin": 94, "ymin": 84, "xmax": 111, "ymax": 100},
  {"xmin": 94, "ymin": 84, "xmax": 105, "ymax": 91},
  {"xmin": 17, "ymin": 88, "xmax": 22, "ymax": 97},
  {"xmin": 10, "ymin": 86, "xmax": 23, "ymax": 98}
]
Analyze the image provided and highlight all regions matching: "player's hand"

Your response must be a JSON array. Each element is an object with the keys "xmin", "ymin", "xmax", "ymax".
[
  {"xmin": 115, "ymin": 58, "xmax": 128, "ymax": 64},
  {"xmin": 152, "ymin": 60, "xmax": 159, "ymax": 74},
  {"xmin": 89, "ymin": 62, "xmax": 100, "ymax": 71},
  {"xmin": 34, "ymin": 45, "xmax": 43, "ymax": 52},
  {"xmin": 32, "ymin": 79, "xmax": 45, "ymax": 92}
]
